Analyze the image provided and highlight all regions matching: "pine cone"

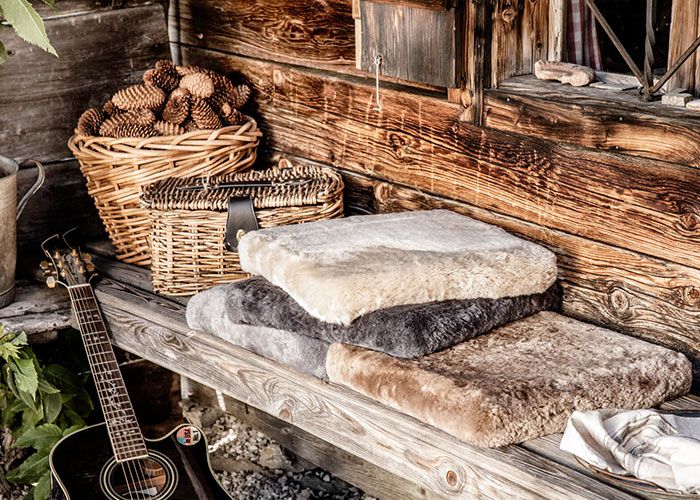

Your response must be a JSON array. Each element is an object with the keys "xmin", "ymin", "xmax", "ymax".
[
  {"xmin": 112, "ymin": 84, "xmax": 165, "ymax": 111},
  {"xmin": 182, "ymin": 119, "xmax": 198, "ymax": 132},
  {"xmin": 154, "ymin": 120, "xmax": 186, "ymax": 136},
  {"xmin": 175, "ymin": 65, "xmax": 217, "ymax": 78},
  {"xmin": 99, "ymin": 109, "xmax": 156, "ymax": 137},
  {"xmin": 111, "ymin": 123, "xmax": 159, "ymax": 138},
  {"xmin": 179, "ymin": 73, "xmax": 215, "ymax": 99},
  {"xmin": 207, "ymin": 74, "xmax": 236, "ymax": 111},
  {"xmin": 162, "ymin": 88, "xmax": 190, "ymax": 124},
  {"xmin": 102, "ymin": 100, "xmax": 118, "ymax": 117},
  {"xmin": 220, "ymin": 103, "xmax": 246, "ymax": 126},
  {"xmin": 76, "ymin": 108, "xmax": 105, "ymax": 136},
  {"xmin": 191, "ymin": 99, "xmax": 222, "ymax": 129},
  {"xmin": 143, "ymin": 68, "xmax": 179, "ymax": 93},
  {"xmin": 229, "ymin": 84, "xmax": 251, "ymax": 110}
]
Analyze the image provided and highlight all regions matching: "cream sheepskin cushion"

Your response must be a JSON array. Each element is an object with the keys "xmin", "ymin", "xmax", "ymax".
[
  {"xmin": 326, "ymin": 312, "xmax": 692, "ymax": 447},
  {"xmin": 238, "ymin": 210, "xmax": 558, "ymax": 325}
]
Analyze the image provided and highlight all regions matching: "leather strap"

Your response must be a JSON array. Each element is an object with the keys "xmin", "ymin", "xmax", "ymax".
[{"xmin": 225, "ymin": 198, "xmax": 259, "ymax": 252}]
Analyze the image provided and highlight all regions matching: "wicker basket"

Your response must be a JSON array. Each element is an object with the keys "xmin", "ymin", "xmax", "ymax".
[
  {"xmin": 68, "ymin": 117, "xmax": 262, "ymax": 266},
  {"xmin": 140, "ymin": 160, "xmax": 344, "ymax": 296}
]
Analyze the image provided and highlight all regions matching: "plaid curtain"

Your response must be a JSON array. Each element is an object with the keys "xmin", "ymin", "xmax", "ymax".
[{"xmin": 567, "ymin": 0, "xmax": 603, "ymax": 70}]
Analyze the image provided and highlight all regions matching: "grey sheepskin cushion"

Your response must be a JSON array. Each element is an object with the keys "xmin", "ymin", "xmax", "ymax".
[
  {"xmin": 326, "ymin": 312, "xmax": 692, "ymax": 448},
  {"xmin": 186, "ymin": 287, "xmax": 329, "ymax": 378},
  {"xmin": 205, "ymin": 276, "xmax": 561, "ymax": 358},
  {"xmin": 239, "ymin": 210, "xmax": 558, "ymax": 325}
]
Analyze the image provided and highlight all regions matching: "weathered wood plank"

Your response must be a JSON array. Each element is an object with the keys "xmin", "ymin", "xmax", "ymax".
[
  {"xmin": 666, "ymin": 0, "xmax": 700, "ymax": 94},
  {"xmin": 485, "ymin": 75, "xmax": 700, "ymax": 167},
  {"xmin": 0, "ymin": 4, "xmax": 169, "ymax": 162},
  {"xmin": 491, "ymin": 0, "xmax": 549, "ymax": 85},
  {"xmin": 183, "ymin": 48, "xmax": 700, "ymax": 270},
  {"xmin": 359, "ymin": 0, "xmax": 460, "ymax": 87},
  {"xmin": 95, "ymin": 276, "xmax": 638, "ymax": 500},
  {"xmin": 0, "ymin": 284, "xmax": 70, "ymax": 319},
  {"xmin": 187, "ymin": 379, "xmax": 438, "ymax": 500},
  {"xmin": 16, "ymin": 160, "xmax": 105, "ymax": 270},
  {"xmin": 174, "ymin": 0, "xmax": 354, "ymax": 71}
]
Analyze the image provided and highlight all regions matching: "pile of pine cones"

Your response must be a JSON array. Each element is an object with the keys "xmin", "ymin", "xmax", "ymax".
[{"xmin": 75, "ymin": 60, "xmax": 251, "ymax": 138}]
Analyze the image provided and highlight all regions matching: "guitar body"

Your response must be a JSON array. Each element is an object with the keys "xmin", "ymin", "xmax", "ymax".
[{"xmin": 50, "ymin": 423, "xmax": 231, "ymax": 500}]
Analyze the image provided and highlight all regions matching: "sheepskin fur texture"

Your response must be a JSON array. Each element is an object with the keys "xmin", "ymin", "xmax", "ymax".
[
  {"xmin": 187, "ymin": 287, "xmax": 329, "ymax": 378},
  {"xmin": 326, "ymin": 312, "xmax": 692, "ymax": 448},
  {"xmin": 206, "ymin": 276, "xmax": 561, "ymax": 358},
  {"xmin": 238, "ymin": 210, "xmax": 558, "ymax": 325}
]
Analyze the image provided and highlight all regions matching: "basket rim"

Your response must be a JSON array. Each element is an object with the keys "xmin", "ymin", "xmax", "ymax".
[{"xmin": 68, "ymin": 115, "xmax": 261, "ymax": 151}]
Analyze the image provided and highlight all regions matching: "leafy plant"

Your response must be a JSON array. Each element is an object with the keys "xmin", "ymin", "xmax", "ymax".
[
  {"xmin": 0, "ymin": 325, "xmax": 93, "ymax": 500},
  {"xmin": 0, "ymin": 0, "xmax": 58, "ymax": 64}
]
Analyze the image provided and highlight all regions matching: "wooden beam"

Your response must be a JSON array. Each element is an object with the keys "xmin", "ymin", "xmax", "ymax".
[
  {"xmin": 186, "ymin": 379, "xmax": 438, "ymax": 500},
  {"xmin": 183, "ymin": 48, "xmax": 700, "ymax": 270},
  {"xmin": 547, "ymin": 0, "xmax": 566, "ymax": 61},
  {"xmin": 0, "ymin": 283, "xmax": 72, "ymax": 340},
  {"xmin": 666, "ymin": 0, "xmax": 700, "ymax": 94},
  {"xmin": 94, "ymin": 276, "xmax": 639, "ymax": 500},
  {"xmin": 173, "ymin": 0, "xmax": 355, "ymax": 71},
  {"xmin": 486, "ymin": 75, "xmax": 700, "ymax": 168}
]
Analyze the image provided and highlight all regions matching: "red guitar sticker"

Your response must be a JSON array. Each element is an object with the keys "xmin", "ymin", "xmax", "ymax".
[{"xmin": 176, "ymin": 425, "xmax": 202, "ymax": 446}]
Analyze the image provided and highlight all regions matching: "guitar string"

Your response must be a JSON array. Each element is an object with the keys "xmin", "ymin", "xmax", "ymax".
[
  {"xmin": 71, "ymin": 284, "xmax": 149, "ymax": 500},
  {"xmin": 72, "ymin": 284, "xmax": 156, "ymax": 500},
  {"xmin": 69, "ymin": 285, "xmax": 147, "ymax": 499},
  {"xmin": 68, "ymin": 285, "xmax": 140, "ymax": 500}
]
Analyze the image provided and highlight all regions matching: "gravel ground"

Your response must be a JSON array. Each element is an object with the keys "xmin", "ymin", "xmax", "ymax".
[{"xmin": 201, "ymin": 410, "xmax": 376, "ymax": 500}]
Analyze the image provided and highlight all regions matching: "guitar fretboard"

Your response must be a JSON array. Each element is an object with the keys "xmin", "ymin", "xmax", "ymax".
[{"xmin": 68, "ymin": 284, "xmax": 148, "ymax": 462}]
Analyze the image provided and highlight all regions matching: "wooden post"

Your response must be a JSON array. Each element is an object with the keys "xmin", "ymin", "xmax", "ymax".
[{"xmin": 547, "ymin": 0, "xmax": 566, "ymax": 61}]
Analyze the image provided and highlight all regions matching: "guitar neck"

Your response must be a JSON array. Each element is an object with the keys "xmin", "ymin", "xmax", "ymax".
[{"xmin": 67, "ymin": 284, "xmax": 148, "ymax": 462}]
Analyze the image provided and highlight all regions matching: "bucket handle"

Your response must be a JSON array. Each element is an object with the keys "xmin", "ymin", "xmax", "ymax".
[{"xmin": 17, "ymin": 160, "xmax": 46, "ymax": 220}]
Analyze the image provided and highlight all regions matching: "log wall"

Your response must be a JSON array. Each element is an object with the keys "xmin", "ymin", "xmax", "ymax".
[
  {"xmin": 0, "ymin": 1, "xmax": 170, "ymax": 265},
  {"xmin": 170, "ymin": 0, "xmax": 700, "ymax": 385}
]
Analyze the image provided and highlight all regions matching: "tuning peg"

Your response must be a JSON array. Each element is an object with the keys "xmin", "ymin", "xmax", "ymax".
[
  {"xmin": 39, "ymin": 260, "xmax": 50, "ymax": 269},
  {"xmin": 59, "ymin": 270, "xmax": 66, "ymax": 278},
  {"xmin": 46, "ymin": 276, "xmax": 56, "ymax": 288},
  {"xmin": 84, "ymin": 254, "xmax": 93, "ymax": 263},
  {"xmin": 53, "ymin": 251, "xmax": 61, "ymax": 259},
  {"xmin": 71, "ymin": 249, "xmax": 78, "ymax": 257},
  {"xmin": 86, "ymin": 262, "xmax": 95, "ymax": 272}
]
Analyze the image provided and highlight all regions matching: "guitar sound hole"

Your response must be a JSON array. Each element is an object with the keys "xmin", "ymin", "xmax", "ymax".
[{"xmin": 100, "ymin": 451, "xmax": 178, "ymax": 499}]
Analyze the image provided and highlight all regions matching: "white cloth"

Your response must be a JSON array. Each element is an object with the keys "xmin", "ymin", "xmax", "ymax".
[{"xmin": 561, "ymin": 409, "xmax": 700, "ymax": 494}]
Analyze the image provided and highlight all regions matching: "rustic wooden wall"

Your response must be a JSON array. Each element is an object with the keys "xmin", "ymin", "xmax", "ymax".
[
  {"xmin": 170, "ymin": 0, "xmax": 700, "ymax": 385},
  {"xmin": 0, "ymin": 0, "xmax": 170, "ymax": 265}
]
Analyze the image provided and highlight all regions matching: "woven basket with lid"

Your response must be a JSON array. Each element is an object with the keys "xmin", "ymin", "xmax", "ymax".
[
  {"xmin": 68, "ymin": 117, "xmax": 262, "ymax": 266},
  {"xmin": 140, "ymin": 159, "xmax": 344, "ymax": 296}
]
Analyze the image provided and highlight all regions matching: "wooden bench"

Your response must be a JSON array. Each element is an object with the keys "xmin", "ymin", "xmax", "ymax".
[{"xmin": 49, "ymin": 251, "xmax": 696, "ymax": 500}]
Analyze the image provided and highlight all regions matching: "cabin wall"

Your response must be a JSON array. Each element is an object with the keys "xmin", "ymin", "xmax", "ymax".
[
  {"xmin": 171, "ymin": 0, "xmax": 700, "ymax": 384},
  {"xmin": 0, "ymin": 0, "xmax": 170, "ymax": 262}
]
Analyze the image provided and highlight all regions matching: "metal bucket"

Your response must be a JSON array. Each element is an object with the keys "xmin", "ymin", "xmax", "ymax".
[{"xmin": 0, "ymin": 156, "xmax": 45, "ymax": 308}]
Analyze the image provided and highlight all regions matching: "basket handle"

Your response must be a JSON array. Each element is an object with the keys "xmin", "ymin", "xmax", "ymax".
[{"xmin": 224, "ymin": 198, "xmax": 259, "ymax": 252}]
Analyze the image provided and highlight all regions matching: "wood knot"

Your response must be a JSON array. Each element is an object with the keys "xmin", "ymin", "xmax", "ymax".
[
  {"xmin": 445, "ymin": 470, "xmax": 458, "ymax": 486},
  {"xmin": 678, "ymin": 210, "xmax": 698, "ymax": 231},
  {"xmin": 607, "ymin": 286, "xmax": 632, "ymax": 319},
  {"xmin": 278, "ymin": 408, "xmax": 292, "ymax": 421},
  {"xmin": 675, "ymin": 285, "xmax": 700, "ymax": 307},
  {"xmin": 501, "ymin": 7, "xmax": 516, "ymax": 22}
]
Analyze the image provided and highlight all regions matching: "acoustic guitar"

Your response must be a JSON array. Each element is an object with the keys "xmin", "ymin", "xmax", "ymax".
[{"xmin": 41, "ymin": 234, "xmax": 231, "ymax": 499}]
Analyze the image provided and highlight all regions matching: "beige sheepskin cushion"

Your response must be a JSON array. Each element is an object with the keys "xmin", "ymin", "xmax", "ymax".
[
  {"xmin": 326, "ymin": 312, "xmax": 692, "ymax": 447},
  {"xmin": 238, "ymin": 210, "xmax": 557, "ymax": 325}
]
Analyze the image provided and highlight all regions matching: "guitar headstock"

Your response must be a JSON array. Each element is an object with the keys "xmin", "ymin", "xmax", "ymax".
[{"xmin": 40, "ymin": 232, "xmax": 96, "ymax": 289}]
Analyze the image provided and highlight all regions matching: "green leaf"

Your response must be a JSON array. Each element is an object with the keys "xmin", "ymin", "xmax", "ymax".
[
  {"xmin": 0, "ymin": 0, "xmax": 57, "ymax": 57},
  {"xmin": 0, "ymin": 331, "xmax": 26, "ymax": 361},
  {"xmin": 32, "ymin": 470, "xmax": 52, "ymax": 500},
  {"xmin": 10, "ymin": 357, "xmax": 38, "ymax": 398},
  {"xmin": 42, "ymin": 392, "xmax": 62, "ymax": 423},
  {"xmin": 43, "ymin": 365, "xmax": 80, "ymax": 394},
  {"xmin": 61, "ymin": 424, "xmax": 82, "ymax": 437},
  {"xmin": 2, "ymin": 398, "xmax": 24, "ymax": 427},
  {"xmin": 40, "ymin": 0, "xmax": 56, "ymax": 9},
  {"xmin": 0, "ymin": 41, "xmax": 5, "ymax": 65},
  {"xmin": 6, "ymin": 448, "xmax": 49, "ymax": 483},
  {"xmin": 14, "ymin": 423, "xmax": 62, "ymax": 451},
  {"xmin": 37, "ymin": 379, "xmax": 59, "ymax": 395}
]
